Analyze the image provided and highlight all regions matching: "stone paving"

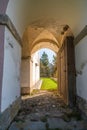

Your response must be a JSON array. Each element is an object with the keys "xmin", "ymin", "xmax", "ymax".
[{"xmin": 8, "ymin": 90, "xmax": 87, "ymax": 130}]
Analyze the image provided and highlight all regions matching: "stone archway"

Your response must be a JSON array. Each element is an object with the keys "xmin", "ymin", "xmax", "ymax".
[
  {"xmin": 21, "ymin": 22, "xmax": 76, "ymax": 106},
  {"xmin": 21, "ymin": 28, "xmax": 59, "ymax": 94},
  {"xmin": 1, "ymin": 1, "xmax": 87, "ymax": 129}
]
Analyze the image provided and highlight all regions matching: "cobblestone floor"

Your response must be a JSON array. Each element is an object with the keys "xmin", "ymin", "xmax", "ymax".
[{"xmin": 8, "ymin": 90, "xmax": 87, "ymax": 130}]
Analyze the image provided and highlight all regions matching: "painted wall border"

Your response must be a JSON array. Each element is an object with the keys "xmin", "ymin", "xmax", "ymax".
[
  {"xmin": 0, "ymin": 97, "xmax": 21, "ymax": 130},
  {"xmin": 0, "ymin": 0, "xmax": 9, "ymax": 112},
  {"xmin": 0, "ymin": 14, "xmax": 22, "ymax": 46},
  {"xmin": 74, "ymin": 25, "xmax": 87, "ymax": 46},
  {"xmin": 0, "ymin": 26, "xmax": 4, "ymax": 112}
]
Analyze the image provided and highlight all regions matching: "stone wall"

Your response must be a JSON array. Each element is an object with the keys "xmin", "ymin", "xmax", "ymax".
[
  {"xmin": 77, "ymin": 96, "xmax": 87, "ymax": 116},
  {"xmin": 0, "ymin": 97, "xmax": 21, "ymax": 130},
  {"xmin": 75, "ymin": 26, "xmax": 87, "ymax": 116},
  {"xmin": 21, "ymin": 87, "xmax": 30, "ymax": 95},
  {"xmin": 21, "ymin": 52, "xmax": 40, "ymax": 95},
  {"xmin": 1, "ymin": 26, "xmax": 21, "ymax": 112},
  {"xmin": 0, "ymin": 14, "xmax": 22, "ymax": 129}
]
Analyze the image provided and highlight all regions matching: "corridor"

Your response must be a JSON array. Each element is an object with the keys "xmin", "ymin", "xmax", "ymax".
[
  {"xmin": 8, "ymin": 90, "xmax": 87, "ymax": 130},
  {"xmin": 1, "ymin": 0, "xmax": 87, "ymax": 130}
]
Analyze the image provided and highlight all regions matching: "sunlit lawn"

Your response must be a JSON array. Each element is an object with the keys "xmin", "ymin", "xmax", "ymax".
[{"xmin": 41, "ymin": 78, "xmax": 57, "ymax": 90}]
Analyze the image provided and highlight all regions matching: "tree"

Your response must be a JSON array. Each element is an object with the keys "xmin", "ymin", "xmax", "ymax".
[
  {"xmin": 40, "ymin": 52, "xmax": 49, "ymax": 66},
  {"xmin": 40, "ymin": 52, "xmax": 50, "ymax": 77}
]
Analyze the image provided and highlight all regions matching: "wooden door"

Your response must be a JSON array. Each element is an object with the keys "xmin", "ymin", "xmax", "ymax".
[{"xmin": 58, "ymin": 36, "xmax": 76, "ymax": 106}]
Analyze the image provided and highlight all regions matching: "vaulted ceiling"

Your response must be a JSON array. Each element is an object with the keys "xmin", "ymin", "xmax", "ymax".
[
  {"xmin": 7, "ymin": 0, "xmax": 87, "ymax": 36},
  {"xmin": 6, "ymin": 0, "xmax": 87, "ymax": 56}
]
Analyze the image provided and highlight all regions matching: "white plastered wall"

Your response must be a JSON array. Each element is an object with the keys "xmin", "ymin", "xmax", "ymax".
[
  {"xmin": 75, "ymin": 36, "xmax": 87, "ymax": 100},
  {"xmin": 4, "ymin": 0, "xmax": 87, "ymax": 107},
  {"xmin": 21, "ymin": 59, "xmax": 30, "ymax": 88},
  {"xmin": 75, "ymin": 3, "xmax": 87, "ymax": 101},
  {"xmin": 1, "ymin": 27, "xmax": 21, "ymax": 112},
  {"xmin": 21, "ymin": 52, "xmax": 40, "ymax": 91},
  {"xmin": 6, "ymin": 0, "xmax": 30, "ymax": 36},
  {"xmin": 6, "ymin": 0, "xmax": 87, "ymax": 37},
  {"xmin": 1, "ymin": 0, "xmax": 23, "ymax": 112},
  {"xmin": 32, "ymin": 52, "xmax": 40, "ymax": 88}
]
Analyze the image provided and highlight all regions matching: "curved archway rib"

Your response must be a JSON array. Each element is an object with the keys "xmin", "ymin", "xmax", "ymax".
[
  {"xmin": 31, "ymin": 39, "xmax": 59, "ymax": 54},
  {"xmin": 31, "ymin": 38, "xmax": 59, "ymax": 50},
  {"xmin": 31, "ymin": 43, "xmax": 58, "ymax": 54}
]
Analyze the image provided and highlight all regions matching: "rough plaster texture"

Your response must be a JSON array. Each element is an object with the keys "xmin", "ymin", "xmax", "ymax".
[
  {"xmin": 21, "ymin": 52, "xmax": 40, "ymax": 94},
  {"xmin": 0, "ymin": 97, "xmax": 21, "ymax": 130},
  {"xmin": 21, "ymin": 59, "xmax": 30, "ymax": 88},
  {"xmin": 1, "ymin": 27, "xmax": 21, "ymax": 112},
  {"xmin": 0, "ymin": 0, "xmax": 9, "ymax": 14},
  {"xmin": 0, "ymin": 26, "xmax": 4, "ymax": 111},
  {"xmin": 0, "ymin": 0, "xmax": 9, "ymax": 112},
  {"xmin": 75, "ymin": 37, "xmax": 87, "ymax": 101},
  {"xmin": 6, "ymin": 0, "xmax": 87, "ymax": 36},
  {"xmin": 32, "ymin": 52, "xmax": 40, "ymax": 86},
  {"xmin": 77, "ymin": 96, "xmax": 87, "ymax": 116}
]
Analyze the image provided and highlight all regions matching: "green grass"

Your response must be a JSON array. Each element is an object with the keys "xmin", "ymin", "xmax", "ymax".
[{"xmin": 41, "ymin": 78, "xmax": 57, "ymax": 90}]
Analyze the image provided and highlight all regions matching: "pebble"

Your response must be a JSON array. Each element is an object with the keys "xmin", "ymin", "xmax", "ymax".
[{"xmin": 8, "ymin": 90, "xmax": 87, "ymax": 130}]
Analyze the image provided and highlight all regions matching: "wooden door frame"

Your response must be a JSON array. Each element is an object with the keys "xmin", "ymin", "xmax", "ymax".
[{"xmin": 57, "ymin": 36, "xmax": 76, "ymax": 106}]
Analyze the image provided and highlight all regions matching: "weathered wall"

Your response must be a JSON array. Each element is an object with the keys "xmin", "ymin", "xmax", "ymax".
[
  {"xmin": 0, "ymin": 97, "xmax": 21, "ymax": 130},
  {"xmin": 0, "ymin": 26, "xmax": 4, "ymax": 111},
  {"xmin": 32, "ymin": 52, "xmax": 40, "ymax": 87},
  {"xmin": 1, "ymin": 27, "xmax": 21, "ymax": 112},
  {"xmin": 75, "ymin": 36, "xmax": 87, "ymax": 100},
  {"xmin": 75, "ymin": 34, "xmax": 87, "ymax": 115},
  {"xmin": 0, "ymin": 0, "xmax": 9, "ymax": 112},
  {"xmin": 0, "ymin": 0, "xmax": 87, "ymax": 116},
  {"xmin": 21, "ymin": 52, "xmax": 40, "ymax": 94},
  {"xmin": 0, "ymin": 0, "xmax": 9, "ymax": 14},
  {"xmin": 6, "ymin": 0, "xmax": 29, "ymax": 36},
  {"xmin": 6, "ymin": 0, "xmax": 87, "ymax": 37},
  {"xmin": 21, "ymin": 58, "xmax": 30, "ymax": 94},
  {"xmin": 73, "ymin": 0, "xmax": 87, "ymax": 114}
]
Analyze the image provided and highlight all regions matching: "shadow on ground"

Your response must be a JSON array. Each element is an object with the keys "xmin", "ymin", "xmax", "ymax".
[{"xmin": 8, "ymin": 90, "xmax": 87, "ymax": 130}]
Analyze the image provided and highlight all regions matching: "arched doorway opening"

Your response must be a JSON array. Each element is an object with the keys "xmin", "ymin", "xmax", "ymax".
[
  {"xmin": 1, "ymin": 1, "xmax": 87, "ymax": 129},
  {"xmin": 21, "ymin": 24, "xmax": 76, "ymax": 106},
  {"xmin": 39, "ymin": 48, "xmax": 57, "ymax": 91},
  {"xmin": 0, "ymin": 0, "xmax": 76, "ymax": 113},
  {"xmin": 21, "ymin": 28, "xmax": 59, "ymax": 94},
  {"xmin": 39, "ymin": 48, "xmax": 57, "ymax": 77},
  {"xmin": 0, "ymin": 1, "xmax": 77, "ymax": 129}
]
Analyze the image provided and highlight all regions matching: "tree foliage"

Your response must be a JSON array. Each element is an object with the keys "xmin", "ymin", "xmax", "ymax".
[
  {"xmin": 40, "ymin": 52, "xmax": 50, "ymax": 77},
  {"xmin": 40, "ymin": 52, "xmax": 49, "ymax": 66},
  {"xmin": 40, "ymin": 52, "xmax": 57, "ymax": 78}
]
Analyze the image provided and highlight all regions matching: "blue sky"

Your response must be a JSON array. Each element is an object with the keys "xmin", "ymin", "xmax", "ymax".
[{"xmin": 39, "ymin": 48, "xmax": 56, "ymax": 63}]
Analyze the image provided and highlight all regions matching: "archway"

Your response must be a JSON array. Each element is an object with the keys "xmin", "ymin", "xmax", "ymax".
[
  {"xmin": 21, "ymin": 28, "xmax": 59, "ymax": 94},
  {"xmin": 21, "ymin": 24, "xmax": 76, "ymax": 106},
  {"xmin": 39, "ymin": 48, "xmax": 57, "ymax": 90},
  {"xmin": 0, "ymin": 0, "xmax": 76, "ymax": 110},
  {"xmin": 0, "ymin": 1, "xmax": 78, "ymax": 129}
]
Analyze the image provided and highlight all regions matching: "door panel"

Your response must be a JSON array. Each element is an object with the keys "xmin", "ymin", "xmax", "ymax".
[
  {"xmin": 57, "ymin": 36, "xmax": 76, "ymax": 106},
  {"xmin": 60, "ymin": 50, "xmax": 65, "ymax": 96}
]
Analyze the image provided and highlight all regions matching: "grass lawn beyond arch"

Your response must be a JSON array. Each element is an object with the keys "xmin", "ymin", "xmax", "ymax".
[{"xmin": 41, "ymin": 78, "xmax": 57, "ymax": 90}]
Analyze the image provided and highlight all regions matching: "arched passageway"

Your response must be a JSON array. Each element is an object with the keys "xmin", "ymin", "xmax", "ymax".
[
  {"xmin": 0, "ymin": 0, "xmax": 87, "ymax": 129},
  {"xmin": 21, "ymin": 23, "xmax": 75, "ymax": 106}
]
